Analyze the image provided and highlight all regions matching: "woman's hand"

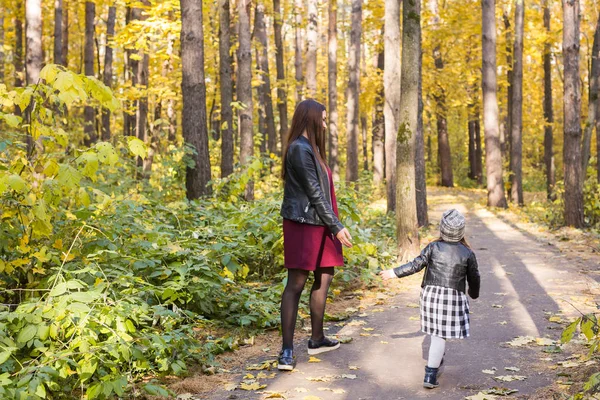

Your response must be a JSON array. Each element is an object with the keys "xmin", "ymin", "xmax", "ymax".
[
  {"xmin": 378, "ymin": 269, "xmax": 396, "ymax": 280},
  {"xmin": 336, "ymin": 228, "xmax": 353, "ymax": 248}
]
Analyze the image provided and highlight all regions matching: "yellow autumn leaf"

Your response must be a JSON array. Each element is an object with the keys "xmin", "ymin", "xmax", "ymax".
[
  {"xmin": 239, "ymin": 382, "xmax": 267, "ymax": 390},
  {"xmin": 308, "ymin": 356, "xmax": 321, "ymax": 363}
]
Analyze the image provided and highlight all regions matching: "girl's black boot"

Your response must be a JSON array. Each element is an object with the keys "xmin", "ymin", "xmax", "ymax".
[{"xmin": 423, "ymin": 366, "xmax": 439, "ymax": 388}]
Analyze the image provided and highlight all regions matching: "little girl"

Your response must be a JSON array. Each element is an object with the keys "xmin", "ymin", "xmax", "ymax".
[{"xmin": 379, "ymin": 209, "xmax": 480, "ymax": 389}]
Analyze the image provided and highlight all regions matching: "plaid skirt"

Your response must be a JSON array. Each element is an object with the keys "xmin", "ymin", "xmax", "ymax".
[{"xmin": 420, "ymin": 285, "xmax": 470, "ymax": 339}]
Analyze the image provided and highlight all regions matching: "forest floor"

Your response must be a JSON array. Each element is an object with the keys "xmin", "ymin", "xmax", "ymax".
[{"xmin": 169, "ymin": 187, "xmax": 600, "ymax": 400}]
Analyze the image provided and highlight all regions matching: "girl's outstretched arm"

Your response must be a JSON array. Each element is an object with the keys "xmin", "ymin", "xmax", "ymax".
[{"xmin": 378, "ymin": 243, "xmax": 432, "ymax": 280}]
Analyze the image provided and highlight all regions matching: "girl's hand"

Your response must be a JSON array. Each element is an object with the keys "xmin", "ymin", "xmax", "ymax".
[
  {"xmin": 378, "ymin": 269, "xmax": 396, "ymax": 280},
  {"xmin": 336, "ymin": 228, "xmax": 353, "ymax": 248}
]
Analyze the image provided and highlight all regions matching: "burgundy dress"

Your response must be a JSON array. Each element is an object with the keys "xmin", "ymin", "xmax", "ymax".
[{"xmin": 283, "ymin": 168, "xmax": 344, "ymax": 270}]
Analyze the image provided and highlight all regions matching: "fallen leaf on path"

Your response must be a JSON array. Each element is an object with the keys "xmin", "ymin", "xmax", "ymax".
[
  {"xmin": 341, "ymin": 374, "xmax": 357, "ymax": 380},
  {"xmin": 507, "ymin": 336, "xmax": 535, "ymax": 347},
  {"xmin": 317, "ymin": 387, "xmax": 346, "ymax": 394},
  {"xmin": 559, "ymin": 361, "xmax": 580, "ymax": 368},
  {"xmin": 483, "ymin": 387, "xmax": 519, "ymax": 396},
  {"xmin": 360, "ymin": 333, "xmax": 371, "ymax": 337},
  {"xmin": 372, "ymin": 308, "xmax": 384, "ymax": 312},
  {"xmin": 380, "ymin": 341, "xmax": 389, "ymax": 344},
  {"xmin": 362, "ymin": 327, "xmax": 374, "ymax": 331},
  {"xmin": 308, "ymin": 356, "xmax": 322, "ymax": 363},
  {"xmin": 548, "ymin": 316, "xmax": 563, "ymax": 323},
  {"xmin": 494, "ymin": 293, "xmax": 507, "ymax": 296},
  {"xmin": 303, "ymin": 396, "xmax": 322, "ymax": 400},
  {"xmin": 407, "ymin": 302, "xmax": 419, "ymax": 308},
  {"xmin": 247, "ymin": 360, "xmax": 277, "ymax": 370},
  {"xmin": 345, "ymin": 307, "xmax": 359, "ymax": 313},
  {"xmin": 240, "ymin": 382, "xmax": 267, "ymax": 390},
  {"xmin": 409, "ymin": 316, "xmax": 419, "ymax": 321},
  {"xmin": 482, "ymin": 369, "xmax": 496, "ymax": 375},
  {"xmin": 499, "ymin": 321, "xmax": 507, "ymax": 325},
  {"xmin": 338, "ymin": 336, "xmax": 353, "ymax": 343},
  {"xmin": 244, "ymin": 373, "xmax": 255, "ymax": 379},
  {"xmin": 307, "ymin": 375, "xmax": 334, "ymax": 382},
  {"xmin": 348, "ymin": 320, "xmax": 366, "ymax": 327},
  {"xmin": 224, "ymin": 383, "xmax": 237, "ymax": 391},
  {"xmin": 535, "ymin": 337, "xmax": 555, "ymax": 346},
  {"xmin": 294, "ymin": 387, "xmax": 308, "ymax": 393},
  {"xmin": 349, "ymin": 365, "xmax": 360, "ymax": 370},
  {"xmin": 504, "ymin": 367, "xmax": 520, "ymax": 372},
  {"xmin": 493, "ymin": 375, "xmax": 527, "ymax": 382},
  {"xmin": 358, "ymin": 313, "xmax": 368, "ymax": 317},
  {"xmin": 492, "ymin": 304, "xmax": 503, "ymax": 308},
  {"xmin": 464, "ymin": 392, "xmax": 499, "ymax": 400},
  {"xmin": 372, "ymin": 333, "xmax": 382, "ymax": 337},
  {"xmin": 263, "ymin": 392, "xmax": 287, "ymax": 399}
]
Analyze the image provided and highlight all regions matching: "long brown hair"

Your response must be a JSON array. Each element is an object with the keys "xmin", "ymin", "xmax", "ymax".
[{"xmin": 282, "ymin": 99, "xmax": 327, "ymax": 179}]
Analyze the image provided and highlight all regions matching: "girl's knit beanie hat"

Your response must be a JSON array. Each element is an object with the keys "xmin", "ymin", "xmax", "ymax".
[{"xmin": 440, "ymin": 209, "xmax": 465, "ymax": 242}]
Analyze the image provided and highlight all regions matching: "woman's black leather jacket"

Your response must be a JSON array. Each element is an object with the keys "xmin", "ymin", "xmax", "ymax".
[
  {"xmin": 280, "ymin": 136, "xmax": 344, "ymax": 236},
  {"xmin": 393, "ymin": 241, "xmax": 480, "ymax": 298}
]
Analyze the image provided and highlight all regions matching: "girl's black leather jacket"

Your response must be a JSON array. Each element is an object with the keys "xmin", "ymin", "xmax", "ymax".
[
  {"xmin": 393, "ymin": 241, "xmax": 480, "ymax": 298},
  {"xmin": 280, "ymin": 136, "xmax": 344, "ymax": 235}
]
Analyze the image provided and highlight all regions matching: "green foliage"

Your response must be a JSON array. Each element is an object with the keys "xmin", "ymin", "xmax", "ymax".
[{"xmin": 561, "ymin": 313, "xmax": 600, "ymax": 398}]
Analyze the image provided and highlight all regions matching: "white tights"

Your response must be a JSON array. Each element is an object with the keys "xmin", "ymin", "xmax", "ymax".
[{"xmin": 427, "ymin": 335, "xmax": 446, "ymax": 368}]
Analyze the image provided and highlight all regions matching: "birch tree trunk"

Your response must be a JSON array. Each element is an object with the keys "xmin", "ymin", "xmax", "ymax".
[
  {"xmin": 396, "ymin": 0, "xmax": 420, "ymax": 261},
  {"xmin": 416, "ymin": 34, "xmax": 428, "ymax": 228},
  {"xmin": 510, "ymin": 0, "xmax": 524, "ymax": 205},
  {"xmin": 384, "ymin": 0, "xmax": 401, "ymax": 212},
  {"xmin": 373, "ymin": 49, "xmax": 385, "ymax": 186},
  {"xmin": 582, "ymin": 14, "xmax": 600, "ymax": 178},
  {"xmin": 25, "ymin": 0, "xmax": 42, "ymax": 85},
  {"xmin": 15, "ymin": 2, "xmax": 24, "ymax": 88},
  {"xmin": 328, "ymin": 0, "xmax": 340, "ymax": 179},
  {"xmin": 180, "ymin": 0, "xmax": 211, "ymax": 198},
  {"xmin": 101, "ymin": 6, "xmax": 116, "ymax": 141},
  {"xmin": 83, "ymin": 1, "xmax": 96, "ymax": 146},
  {"xmin": 306, "ymin": 0, "xmax": 317, "ymax": 98},
  {"xmin": 503, "ymin": 10, "xmax": 512, "ymax": 159},
  {"xmin": 273, "ymin": 0, "xmax": 288, "ymax": 153},
  {"xmin": 543, "ymin": 0, "xmax": 555, "ymax": 199},
  {"xmin": 219, "ymin": 0, "xmax": 234, "ymax": 177},
  {"xmin": 562, "ymin": 0, "xmax": 584, "ymax": 227},
  {"xmin": 294, "ymin": 0, "xmax": 304, "ymax": 102},
  {"xmin": 61, "ymin": 0, "xmax": 68, "ymax": 66},
  {"xmin": 482, "ymin": 0, "xmax": 508, "ymax": 208},
  {"xmin": 345, "ymin": 0, "xmax": 361, "ymax": 183},
  {"xmin": 53, "ymin": 0, "xmax": 62, "ymax": 66},
  {"xmin": 238, "ymin": 0, "xmax": 254, "ymax": 200},
  {"xmin": 254, "ymin": 3, "xmax": 277, "ymax": 155}
]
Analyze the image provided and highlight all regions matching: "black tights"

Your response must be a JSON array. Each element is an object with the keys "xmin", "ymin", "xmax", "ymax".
[{"xmin": 280, "ymin": 267, "xmax": 335, "ymax": 350}]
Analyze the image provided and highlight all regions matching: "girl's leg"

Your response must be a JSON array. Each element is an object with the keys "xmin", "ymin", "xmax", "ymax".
[
  {"xmin": 427, "ymin": 335, "xmax": 446, "ymax": 368},
  {"xmin": 309, "ymin": 267, "xmax": 335, "ymax": 341},
  {"xmin": 281, "ymin": 269, "xmax": 310, "ymax": 350}
]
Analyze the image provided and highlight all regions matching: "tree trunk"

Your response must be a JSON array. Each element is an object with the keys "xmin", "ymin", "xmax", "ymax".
[
  {"xmin": 254, "ymin": 3, "xmax": 277, "ymax": 155},
  {"xmin": 345, "ymin": 0, "xmax": 361, "ymax": 183},
  {"xmin": 0, "ymin": 16, "xmax": 4, "ymax": 81},
  {"xmin": 53, "ymin": 0, "xmax": 62, "ymax": 65},
  {"xmin": 294, "ymin": 0, "xmax": 304, "ymax": 102},
  {"xmin": 328, "ymin": 0, "xmax": 340, "ymax": 179},
  {"xmin": 482, "ymin": 0, "xmax": 508, "ymax": 208},
  {"xmin": 384, "ymin": 0, "xmax": 401, "ymax": 212},
  {"xmin": 101, "ymin": 6, "xmax": 116, "ymax": 141},
  {"xmin": 475, "ymin": 108, "xmax": 483, "ymax": 185},
  {"xmin": 238, "ymin": 0, "xmax": 254, "ymax": 200},
  {"xmin": 562, "ymin": 0, "xmax": 584, "ymax": 227},
  {"xmin": 416, "ymin": 35, "xmax": 428, "ymax": 228},
  {"xmin": 373, "ymin": 49, "xmax": 385, "ymax": 186},
  {"xmin": 61, "ymin": 0, "xmax": 68, "ymax": 66},
  {"xmin": 25, "ymin": 0, "xmax": 42, "ymax": 85},
  {"xmin": 582, "ymin": 14, "xmax": 600, "ymax": 178},
  {"xmin": 306, "ymin": 0, "xmax": 317, "ymax": 98},
  {"xmin": 219, "ymin": 0, "xmax": 234, "ymax": 177},
  {"xmin": 543, "ymin": 0, "xmax": 556, "ymax": 199},
  {"xmin": 15, "ymin": 2, "xmax": 24, "ymax": 88},
  {"xmin": 510, "ymin": 0, "xmax": 524, "ymax": 205},
  {"xmin": 83, "ymin": 1, "xmax": 96, "ymax": 146},
  {"xmin": 468, "ymin": 118, "xmax": 476, "ymax": 180},
  {"xmin": 503, "ymin": 10, "xmax": 512, "ymax": 159},
  {"xmin": 273, "ymin": 0, "xmax": 288, "ymax": 154},
  {"xmin": 396, "ymin": 0, "xmax": 420, "ymax": 261},
  {"xmin": 361, "ymin": 114, "xmax": 368, "ymax": 171},
  {"xmin": 180, "ymin": 0, "xmax": 212, "ymax": 198},
  {"xmin": 138, "ymin": 51, "xmax": 150, "ymax": 171},
  {"xmin": 429, "ymin": 0, "xmax": 453, "ymax": 188}
]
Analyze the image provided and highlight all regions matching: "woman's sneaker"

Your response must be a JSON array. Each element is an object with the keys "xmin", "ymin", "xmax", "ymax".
[
  {"xmin": 277, "ymin": 348, "xmax": 296, "ymax": 371},
  {"xmin": 307, "ymin": 337, "xmax": 340, "ymax": 355}
]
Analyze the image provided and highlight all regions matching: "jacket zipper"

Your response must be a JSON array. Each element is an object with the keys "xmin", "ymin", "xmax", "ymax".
[{"xmin": 304, "ymin": 202, "xmax": 311, "ymax": 212}]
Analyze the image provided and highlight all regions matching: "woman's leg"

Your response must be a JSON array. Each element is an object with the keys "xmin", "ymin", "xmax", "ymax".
[
  {"xmin": 309, "ymin": 267, "xmax": 335, "ymax": 341},
  {"xmin": 281, "ymin": 269, "xmax": 310, "ymax": 350},
  {"xmin": 427, "ymin": 335, "xmax": 446, "ymax": 368}
]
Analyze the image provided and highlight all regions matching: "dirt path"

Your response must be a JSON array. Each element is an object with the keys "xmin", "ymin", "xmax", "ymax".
[{"xmin": 194, "ymin": 189, "xmax": 599, "ymax": 400}]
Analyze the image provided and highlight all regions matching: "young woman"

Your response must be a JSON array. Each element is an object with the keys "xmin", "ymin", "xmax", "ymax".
[{"xmin": 278, "ymin": 99, "xmax": 353, "ymax": 371}]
